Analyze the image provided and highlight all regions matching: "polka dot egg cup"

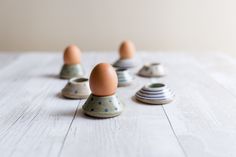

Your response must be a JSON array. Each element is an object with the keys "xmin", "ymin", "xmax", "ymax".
[
  {"xmin": 82, "ymin": 94, "xmax": 124, "ymax": 118},
  {"xmin": 138, "ymin": 63, "xmax": 165, "ymax": 77},
  {"xmin": 61, "ymin": 77, "xmax": 91, "ymax": 99},
  {"xmin": 135, "ymin": 83, "xmax": 174, "ymax": 105},
  {"xmin": 60, "ymin": 64, "xmax": 85, "ymax": 79}
]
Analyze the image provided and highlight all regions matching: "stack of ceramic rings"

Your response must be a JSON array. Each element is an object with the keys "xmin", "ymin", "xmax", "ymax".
[
  {"xmin": 135, "ymin": 83, "xmax": 174, "ymax": 105},
  {"xmin": 116, "ymin": 68, "xmax": 133, "ymax": 87}
]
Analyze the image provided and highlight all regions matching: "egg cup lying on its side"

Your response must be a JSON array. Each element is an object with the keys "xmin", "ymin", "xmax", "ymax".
[
  {"xmin": 61, "ymin": 77, "xmax": 91, "ymax": 99},
  {"xmin": 82, "ymin": 94, "xmax": 124, "ymax": 118},
  {"xmin": 60, "ymin": 64, "xmax": 85, "ymax": 79},
  {"xmin": 138, "ymin": 63, "xmax": 165, "ymax": 77}
]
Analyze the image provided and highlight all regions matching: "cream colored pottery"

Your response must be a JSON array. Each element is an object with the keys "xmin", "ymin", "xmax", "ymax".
[
  {"xmin": 138, "ymin": 63, "xmax": 165, "ymax": 77},
  {"xmin": 62, "ymin": 77, "xmax": 91, "ymax": 99},
  {"xmin": 82, "ymin": 94, "xmax": 124, "ymax": 118},
  {"xmin": 60, "ymin": 64, "xmax": 85, "ymax": 79}
]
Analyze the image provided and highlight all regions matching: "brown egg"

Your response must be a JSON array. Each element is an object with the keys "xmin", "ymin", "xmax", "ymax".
[
  {"xmin": 63, "ymin": 45, "xmax": 81, "ymax": 65},
  {"xmin": 119, "ymin": 40, "xmax": 136, "ymax": 59},
  {"xmin": 89, "ymin": 63, "xmax": 118, "ymax": 96}
]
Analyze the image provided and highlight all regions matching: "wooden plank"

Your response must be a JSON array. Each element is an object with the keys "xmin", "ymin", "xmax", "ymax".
[
  {"xmin": 0, "ymin": 53, "xmax": 137, "ymax": 157},
  {"xmin": 0, "ymin": 53, "xmax": 79, "ymax": 157},
  {"xmin": 192, "ymin": 52, "xmax": 236, "ymax": 96},
  {"xmin": 147, "ymin": 53, "xmax": 236, "ymax": 157},
  {"xmin": 59, "ymin": 53, "xmax": 185, "ymax": 157}
]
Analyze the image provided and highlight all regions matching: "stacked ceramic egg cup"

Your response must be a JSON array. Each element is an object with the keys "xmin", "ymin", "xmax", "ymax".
[
  {"xmin": 115, "ymin": 68, "xmax": 133, "ymax": 87},
  {"xmin": 59, "ymin": 40, "xmax": 174, "ymax": 119}
]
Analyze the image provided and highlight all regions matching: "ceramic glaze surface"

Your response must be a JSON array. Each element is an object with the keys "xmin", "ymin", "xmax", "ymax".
[
  {"xmin": 135, "ymin": 83, "xmax": 174, "ymax": 105},
  {"xmin": 82, "ymin": 94, "xmax": 124, "ymax": 118},
  {"xmin": 62, "ymin": 77, "xmax": 91, "ymax": 99},
  {"xmin": 116, "ymin": 68, "xmax": 133, "ymax": 87},
  {"xmin": 113, "ymin": 58, "xmax": 136, "ymax": 68},
  {"xmin": 138, "ymin": 63, "xmax": 165, "ymax": 77},
  {"xmin": 89, "ymin": 63, "xmax": 118, "ymax": 96},
  {"xmin": 60, "ymin": 64, "xmax": 85, "ymax": 79}
]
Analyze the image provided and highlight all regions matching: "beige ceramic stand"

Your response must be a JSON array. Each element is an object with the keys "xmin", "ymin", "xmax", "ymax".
[
  {"xmin": 60, "ymin": 45, "xmax": 85, "ymax": 79},
  {"xmin": 82, "ymin": 63, "xmax": 124, "ymax": 118},
  {"xmin": 138, "ymin": 63, "xmax": 165, "ymax": 77},
  {"xmin": 82, "ymin": 94, "xmax": 124, "ymax": 118},
  {"xmin": 60, "ymin": 64, "xmax": 84, "ymax": 79}
]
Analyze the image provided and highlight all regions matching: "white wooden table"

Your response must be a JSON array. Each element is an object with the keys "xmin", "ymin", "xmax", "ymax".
[{"xmin": 0, "ymin": 52, "xmax": 236, "ymax": 157}]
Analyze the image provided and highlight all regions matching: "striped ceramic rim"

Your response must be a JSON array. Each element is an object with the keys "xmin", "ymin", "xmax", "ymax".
[
  {"xmin": 135, "ymin": 93, "xmax": 174, "ymax": 100},
  {"xmin": 143, "ymin": 83, "xmax": 166, "ymax": 91},
  {"xmin": 137, "ymin": 91, "xmax": 173, "ymax": 98}
]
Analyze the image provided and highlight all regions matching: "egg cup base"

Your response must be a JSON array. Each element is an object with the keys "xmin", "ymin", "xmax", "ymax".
[
  {"xmin": 82, "ymin": 94, "xmax": 124, "ymax": 118},
  {"xmin": 61, "ymin": 77, "xmax": 90, "ymax": 99},
  {"xmin": 118, "ymin": 81, "xmax": 132, "ymax": 87},
  {"xmin": 83, "ymin": 111, "xmax": 122, "ymax": 118},
  {"xmin": 60, "ymin": 64, "xmax": 84, "ymax": 79},
  {"xmin": 113, "ymin": 58, "xmax": 136, "ymax": 68},
  {"xmin": 138, "ymin": 73, "xmax": 165, "ymax": 78},
  {"xmin": 135, "ymin": 83, "xmax": 174, "ymax": 105},
  {"xmin": 135, "ymin": 96, "xmax": 173, "ymax": 105},
  {"xmin": 62, "ymin": 93, "xmax": 89, "ymax": 99}
]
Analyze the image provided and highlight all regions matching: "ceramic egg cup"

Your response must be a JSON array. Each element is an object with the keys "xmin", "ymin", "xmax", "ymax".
[
  {"xmin": 135, "ymin": 83, "xmax": 174, "ymax": 105},
  {"xmin": 138, "ymin": 63, "xmax": 165, "ymax": 77},
  {"xmin": 62, "ymin": 77, "xmax": 91, "ymax": 99},
  {"xmin": 60, "ymin": 64, "xmax": 85, "ymax": 79},
  {"xmin": 116, "ymin": 68, "xmax": 133, "ymax": 87},
  {"xmin": 113, "ymin": 58, "xmax": 136, "ymax": 68},
  {"xmin": 82, "ymin": 94, "xmax": 124, "ymax": 118}
]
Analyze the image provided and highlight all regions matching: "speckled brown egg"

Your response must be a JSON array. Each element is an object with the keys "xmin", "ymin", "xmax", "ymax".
[
  {"xmin": 119, "ymin": 40, "xmax": 135, "ymax": 59},
  {"xmin": 89, "ymin": 63, "xmax": 118, "ymax": 96},
  {"xmin": 63, "ymin": 45, "xmax": 81, "ymax": 65}
]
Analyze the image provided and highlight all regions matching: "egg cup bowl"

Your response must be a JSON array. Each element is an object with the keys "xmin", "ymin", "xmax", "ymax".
[
  {"xmin": 61, "ymin": 77, "xmax": 91, "ymax": 99},
  {"xmin": 113, "ymin": 58, "xmax": 136, "ymax": 68},
  {"xmin": 135, "ymin": 83, "xmax": 174, "ymax": 105},
  {"xmin": 116, "ymin": 68, "xmax": 134, "ymax": 87},
  {"xmin": 138, "ymin": 63, "xmax": 165, "ymax": 77},
  {"xmin": 82, "ymin": 94, "xmax": 124, "ymax": 118},
  {"xmin": 60, "ymin": 64, "xmax": 85, "ymax": 79}
]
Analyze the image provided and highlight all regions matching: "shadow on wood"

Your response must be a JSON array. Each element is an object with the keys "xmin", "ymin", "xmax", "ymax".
[{"xmin": 41, "ymin": 73, "xmax": 59, "ymax": 79}]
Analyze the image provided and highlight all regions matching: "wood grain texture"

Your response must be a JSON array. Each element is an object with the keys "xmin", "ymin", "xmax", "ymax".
[
  {"xmin": 0, "ymin": 52, "xmax": 235, "ymax": 157},
  {"xmin": 148, "ymin": 53, "xmax": 236, "ymax": 157}
]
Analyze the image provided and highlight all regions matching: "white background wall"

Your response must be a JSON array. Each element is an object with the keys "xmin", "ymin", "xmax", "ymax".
[{"xmin": 0, "ymin": 0, "xmax": 236, "ymax": 53}]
